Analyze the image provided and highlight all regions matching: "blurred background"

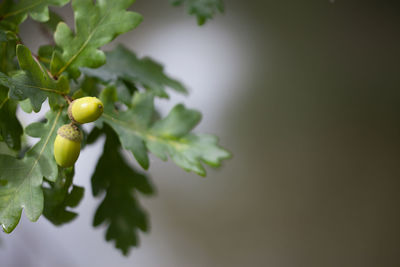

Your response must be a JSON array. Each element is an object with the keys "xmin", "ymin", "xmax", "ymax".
[{"xmin": 2, "ymin": 0, "xmax": 400, "ymax": 266}]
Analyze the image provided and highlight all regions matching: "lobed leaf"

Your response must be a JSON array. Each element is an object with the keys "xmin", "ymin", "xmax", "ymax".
[
  {"xmin": 0, "ymin": 29, "xmax": 18, "ymax": 74},
  {"xmin": 43, "ymin": 167, "xmax": 84, "ymax": 225},
  {"xmin": 98, "ymin": 87, "xmax": 231, "ymax": 176},
  {"xmin": 90, "ymin": 124, "xmax": 154, "ymax": 255},
  {"xmin": 51, "ymin": 0, "xmax": 142, "ymax": 79},
  {"xmin": 0, "ymin": 108, "xmax": 68, "ymax": 233},
  {"xmin": 0, "ymin": 86, "xmax": 23, "ymax": 150},
  {"xmin": 170, "ymin": 0, "xmax": 224, "ymax": 25},
  {"xmin": 0, "ymin": 45, "xmax": 69, "ymax": 112},
  {"xmin": 0, "ymin": 0, "xmax": 69, "ymax": 31},
  {"xmin": 82, "ymin": 45, "xmax": 187, "ymax": 98}
]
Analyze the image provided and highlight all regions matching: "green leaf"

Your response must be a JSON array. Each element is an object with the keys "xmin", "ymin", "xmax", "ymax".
[
  {"xmin": 43, "ymin": 167, "xmax": 84, "ymax": 225},
  {"xmin": 42, "ymin": 10, "xmax": 63, "ymax": 33},
  {"xmin": 0, "ymin": 45, "xmax": 69, "ymax": 112},
  {"xmin": 82, "ymin": 45, "xmax": 187, "ymax": 98},
  {"xmin": 19, "ymin": 98, "xmax": 33, "ymax": 113},
  {"xmin": 90, "ymin": 124, "xmax": 154, "ymax": 255},
  {"xmin": 170, "ymin": 0, "xmax": 224, "ymax": 25},
  {"xmin": 0, "ymin": 0, "xmax": 69, "ymax": 31},
  {"xmin": 71, "ymin": 76, "xmax": 101, "ymax": 99},
  {"xmin": 37, "ymin": 45, "xmax": 57, "ymax": 67},
  {"xmin": 98, "ymin": 87, "xmax": 151, "ymax": 169},
  {"xmin": 0, "ymin": 30, "xmax": 18, "ymax": 74},
  {"xmin": 51, "ymin": 0, "xmax": 142, "ymax": 79},
  {"xmin": 0, "ymin": 84, "xmax": 8, "ymax": 107},
  {"xmin": 0, "ymin": 141, "xmax": 17, "ymax": 157},
  {"xmin": 99, "ymin": 87, "xmax": 231, "ymax": 176},
  {"xmin": 151, "ymin": 104, "xmax": 201, "ymax": 137},
  {"xmin": 0, "ymin": 86, "xmax": 23, "ymax": 150},
  {"xmin": 0, "ymin": 108, "xmax": 68, "ymax": 233},
  {"xmin": 0, "ymin": 30, "xmax": 6, "ymax": 42}
]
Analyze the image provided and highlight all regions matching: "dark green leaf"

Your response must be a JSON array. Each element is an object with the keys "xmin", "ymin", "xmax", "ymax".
[
  {"xmin": 170, "ymin": 0, "xmax": 224, "ymax": 25},
  {"xmin": 0, "ymin": 0, "xmax": 69, "ymax": 31},
  {"xmin": 0, "ymin": 108, "xmax": 69, "ymax": 233},
  {"xmin": 43, "ymin": 167, "xmax": 84, "ymax": 225},
  {"xmin": 51, "ymin": 0, "xmax": 142, "ymax": 79},
  {"xmin": 0, "ymin": 30, "xmax": 18, "ymax": 74},
  {"xmin": 0, "ymin": 45, "xmax": 69, "ymax": 112},
  {"xmin": 82, "ymin": 45, "xmax": 187, "ymax": 98},
  {"xmin": 0, "ymin": 30, "xmax": 6, "ymax": 42},
  {"xmin": 99, "ymin": 87, "xmax": 231, "ymax": 176},
  {"xmin": 0, "ymin": 86, "xmax": 23, "ymax": 150},
  {"xmin": 91, "ymin": 124, "xmax": 154, "ymax": 255},
  {"xmin": 0, "ymin": 84, "xmax": 8, "ymax": 106}
]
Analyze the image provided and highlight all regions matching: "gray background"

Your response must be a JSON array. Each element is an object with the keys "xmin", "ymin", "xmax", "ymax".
[{"xmin": 1, "ymin": 0, "xmax": 400, "ymax": 266}]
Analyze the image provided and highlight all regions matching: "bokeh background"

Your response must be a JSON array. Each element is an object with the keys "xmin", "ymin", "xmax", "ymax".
[{"xmin": 2, "ymin": 0, "xmax": 400, "ymax": 266}]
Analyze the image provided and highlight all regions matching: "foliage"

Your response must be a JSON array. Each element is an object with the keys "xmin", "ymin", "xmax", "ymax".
[
  {"xmin": 0, "ymin": 0, "xmax": 69, "ymax": 31},
  {"xmin": 170, "ymin": 0, "xmax": 224, "ymax": 25},
  {"xmin": 0, "ymin": 87, "xmax": 22, "ymax": 150},
  {"xmin": 51, "ymin": 0, "xmax": 142, "ymax": 79},
  {"xmin": 0, "ymin": 109, "xmax": 69, "ymax": 233},
  {"xmin": 82, "ymin": 45, "xmax": 187, "ymax": 99},
  {"xmin": 43, "ymin": 167, "xmax": 84, "ymax": 225},
  {"xmin": 88, "ymin": 124, "xmax": 154, "ymax": 255},
  {"xmin": 0, "ymin": 0, "xmax": 228, "ymax": 255}
]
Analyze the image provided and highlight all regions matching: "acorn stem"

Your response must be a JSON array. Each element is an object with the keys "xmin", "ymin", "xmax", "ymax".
[{"xmin": 64, "ymin": 95, "xmax": 73, "ymax": 104}]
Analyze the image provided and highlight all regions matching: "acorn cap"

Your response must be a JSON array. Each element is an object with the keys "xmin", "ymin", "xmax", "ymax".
[
  {"xmin": 57, "ymin": 124, "xmax": 83, "ymax": 142},
  {"xmin": 67, "ymin": 103, "xmax": 76, "ymax": 123}
]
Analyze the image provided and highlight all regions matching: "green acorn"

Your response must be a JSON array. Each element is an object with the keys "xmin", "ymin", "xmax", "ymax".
[
  {"xmin": 54, "ymin": 124, "xmax": 83, "ymax": 168},
  {"xmin": 68, "ymin": 96, "xmax": 104, "ymax": 124}
]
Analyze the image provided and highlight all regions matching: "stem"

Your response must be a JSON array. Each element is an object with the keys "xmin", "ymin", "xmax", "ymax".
[
  {"xmin": 16, "ymin": 33, "xmax": 58, "ymax": 80},
  {"xmin": 14, "ymin": 25, "xmax": 72, "ymax": 107},
  {"xmin": 64, "ymin": 95, "xmax": 72, "ymax": 104},
  {"xmin": 0, "ymin": 97, "xmax": 9, "ymax": 109},
  {"xmin": 31, "ymin": 52, "xmax": 57, "ymax": 80}
]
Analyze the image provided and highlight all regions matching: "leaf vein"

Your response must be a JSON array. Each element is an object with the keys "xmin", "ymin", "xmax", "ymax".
[
  {"xmin": 1, "ymin": 108, "xmax": 62, "ymax": 220},
  {"xmin": 102, "ymin": 113, "xmax": 188, "ymax": 150},
  {"xmin": 56, "ymin": 10, "xmax": 110, "ymax": 76},
  {"xmin": 2, "ymin": 0, "xmax": 45, "ymax": 19}
]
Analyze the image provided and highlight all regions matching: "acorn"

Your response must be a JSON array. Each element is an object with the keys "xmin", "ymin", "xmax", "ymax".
[
  {"xmin": 68, "ymin": 97, "xmax": 104, "ymax": 124},
  {"xmin": 54, "ymin": 124, "xmax": 83, "ymax": 168}
]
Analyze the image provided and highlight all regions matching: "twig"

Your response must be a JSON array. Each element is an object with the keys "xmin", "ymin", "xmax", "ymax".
[{"xmin": 64, "ymin": 95, "xmax": 72, "ymax": 104}]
